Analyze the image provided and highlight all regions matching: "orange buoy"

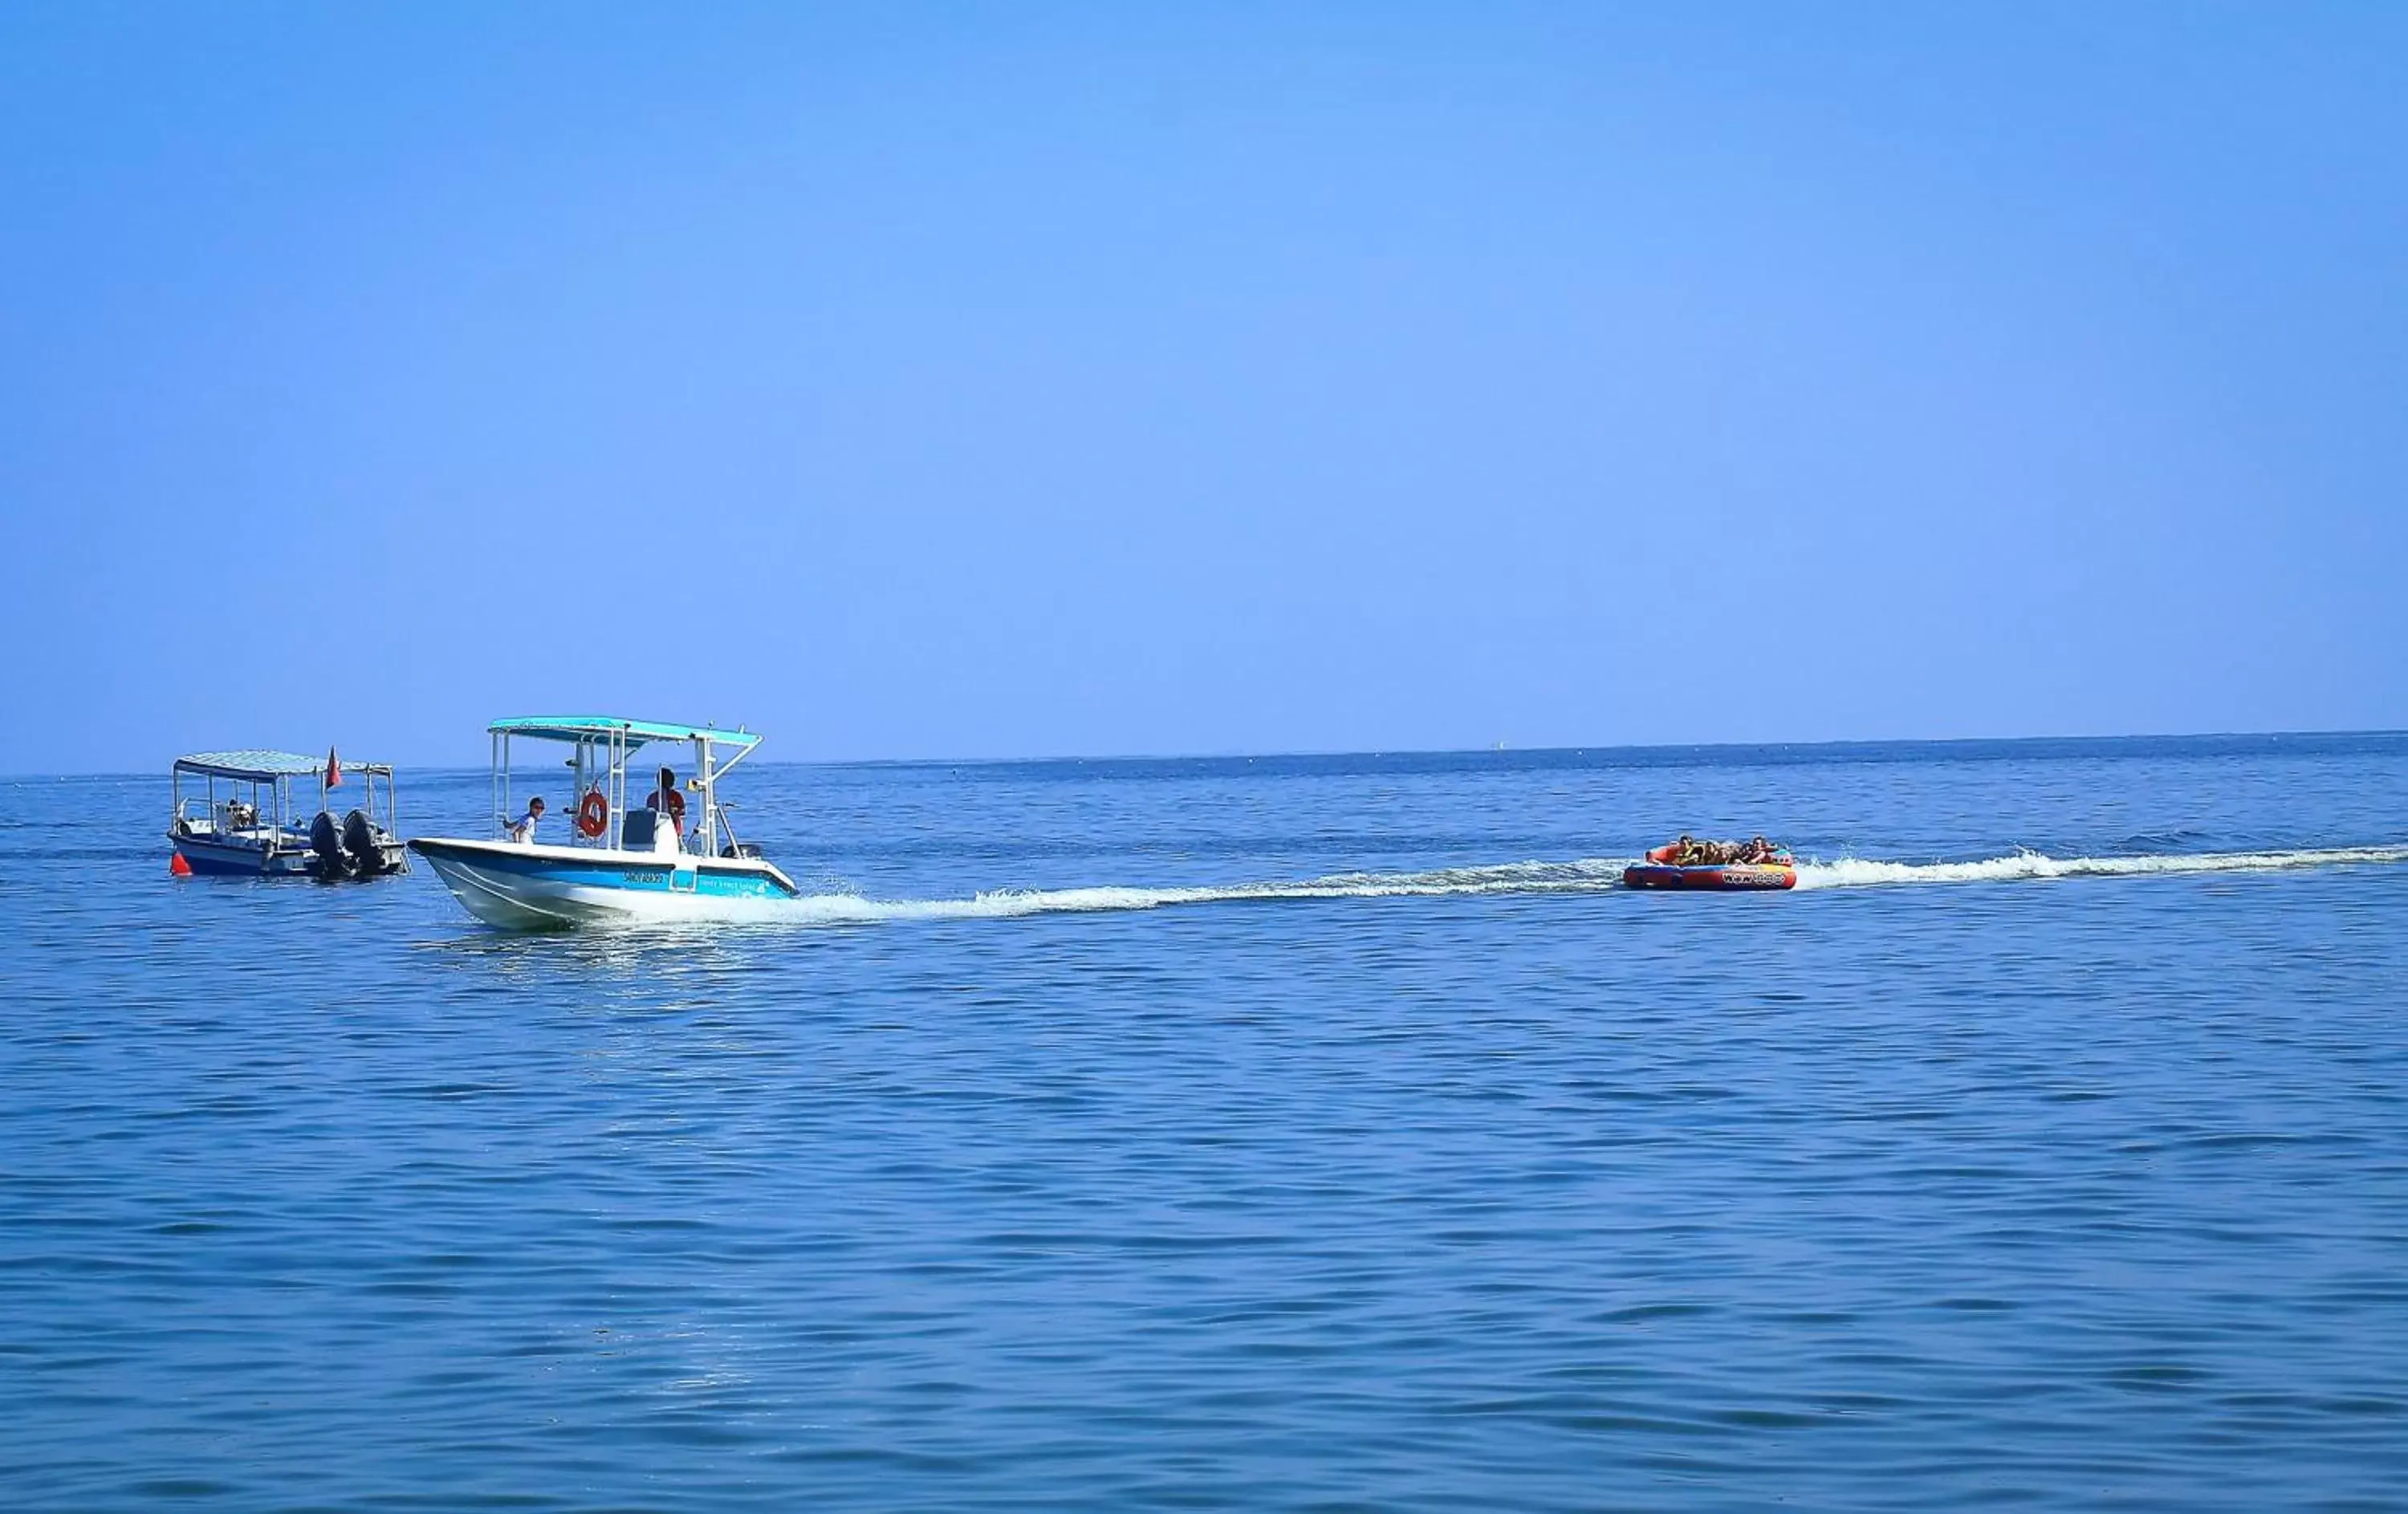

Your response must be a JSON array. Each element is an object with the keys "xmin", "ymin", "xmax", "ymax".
[{"xmin": 170, "ymin": 851, "xmax": 193, "ymax": 877}]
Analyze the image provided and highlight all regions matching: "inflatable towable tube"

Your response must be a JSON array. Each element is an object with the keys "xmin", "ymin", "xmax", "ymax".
[{"xmin": 1623, "ymin": 845, "xmax": 1797, "ymax": 891}]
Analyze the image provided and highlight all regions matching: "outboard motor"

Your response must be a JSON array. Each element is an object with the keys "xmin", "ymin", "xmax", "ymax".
[
  {"xmin": 342, "ymin": 808, "xmax": 384, "ymax": 877},
  {"xmin": 309, "ymin": 810, "xmax": 350, "ymax": 878}
]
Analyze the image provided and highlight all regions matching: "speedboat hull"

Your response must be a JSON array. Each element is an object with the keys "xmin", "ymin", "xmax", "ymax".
[
  {"xmin": 169, "ymin": 831, "xmax": 319, "ymax": 877},
  {"xmin": 169, "ymin": 826, "xmax": 407, "ymax": 879},
  {"xmin": 409, "ymin": 836, "xmax": 803, "ymax": 929}
]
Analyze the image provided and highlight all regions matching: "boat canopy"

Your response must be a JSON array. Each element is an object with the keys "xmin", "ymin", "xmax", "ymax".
[
  {"xmin": 173, "ymin": 751, "xmax": 394, "ymax": 782},
  {"xmin": 486, "ymin": 716, "xmax": 762, "ymax": 753}
]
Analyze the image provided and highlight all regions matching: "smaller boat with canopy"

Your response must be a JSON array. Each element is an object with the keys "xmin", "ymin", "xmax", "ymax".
[
  {"xmin": 408, "ymin": 715, "xmax": 803, "ymax": 928},
  {"xmin": 169, "ymin": 750, "xmax": 408, "ymax": 878}
]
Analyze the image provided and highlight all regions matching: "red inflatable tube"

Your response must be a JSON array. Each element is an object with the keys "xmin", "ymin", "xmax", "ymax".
[{"xmin": 1623, "ymin": 845, "xmax": 1797, "ymax": 891}]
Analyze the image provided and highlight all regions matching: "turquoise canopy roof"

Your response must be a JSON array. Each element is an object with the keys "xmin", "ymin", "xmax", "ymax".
[
  {"xmin": 486, "ymin": 716, "xmax": 763, "ymax": 752},
  {"xmin": 174, "ymin": 751, "xmax": 393, "ymax": 781}
]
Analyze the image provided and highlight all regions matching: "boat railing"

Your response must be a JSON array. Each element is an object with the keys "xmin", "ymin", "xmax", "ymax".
[{"xmin": 482, "ymin": 720, "xmax": 766, "ymax": 861}]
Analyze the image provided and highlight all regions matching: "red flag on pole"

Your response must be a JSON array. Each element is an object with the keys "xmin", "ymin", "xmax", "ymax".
[{"xmin": 326, "ymin": 746, "xmax": 343, "ymax": 788}]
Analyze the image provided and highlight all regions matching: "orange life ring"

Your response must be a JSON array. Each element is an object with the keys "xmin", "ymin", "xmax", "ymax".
[{"xmin": 576, "ymin": 788, "xmax": 609, "ymax": 839}]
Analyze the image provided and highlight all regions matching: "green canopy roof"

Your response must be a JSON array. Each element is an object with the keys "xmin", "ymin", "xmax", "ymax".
[
  {"xmin": 486, "ymin": 716, "xmax": 763, "ymax": 752},
  {"xmin": 174, "ymin": 751, "xmax": 393, "ymax": 781}
]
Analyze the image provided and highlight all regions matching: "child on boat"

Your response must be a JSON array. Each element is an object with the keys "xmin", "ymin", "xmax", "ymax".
[{"xmin": 504, "ymin": 796, "xmax": 546, "ymax": 845}]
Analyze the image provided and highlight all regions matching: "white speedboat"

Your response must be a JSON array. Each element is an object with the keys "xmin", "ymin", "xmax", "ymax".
[
  {"xmin": 169, "ymin": 750, "xmax": 407, "ymax": 878},
  {"xmin": 409, "ymin": 715, "xmax": 802, "ymax": 929}
]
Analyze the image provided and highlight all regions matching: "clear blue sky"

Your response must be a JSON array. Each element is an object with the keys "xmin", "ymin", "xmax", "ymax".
[{"xmin": 2, "ymin": 2, "xmax": 2402, "ymax": 774}]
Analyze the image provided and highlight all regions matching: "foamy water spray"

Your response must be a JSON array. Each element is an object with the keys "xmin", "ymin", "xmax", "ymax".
[
  {"xmin": 595, "ymin": 845, "xmax": 2408, "ymax": 930},
  {"xmin": 1790, "ymin": 845, "xmax": 2408, "ymax": 890}
]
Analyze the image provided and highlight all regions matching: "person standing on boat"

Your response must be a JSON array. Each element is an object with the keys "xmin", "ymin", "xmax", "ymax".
[
  {"xmin": 503, "ymin": 796, "xmax": 545, "ymax": 845},
  {"xmin": 647, "ymin": 767, "xmax": 687, "ymax": 843}
]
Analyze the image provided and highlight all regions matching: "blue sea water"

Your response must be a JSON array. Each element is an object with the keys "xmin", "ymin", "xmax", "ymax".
[{"xmin": 4, "ymin": 734, "xmax": 2407, "ymax": 1511}]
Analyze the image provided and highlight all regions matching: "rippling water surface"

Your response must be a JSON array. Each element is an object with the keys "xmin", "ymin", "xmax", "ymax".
[{"xmin": 6, "ymin": 735, "xmax": 2407, "ymax": 1511}]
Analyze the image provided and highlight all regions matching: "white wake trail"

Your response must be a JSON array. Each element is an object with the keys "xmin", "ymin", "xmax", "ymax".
[
  {"xmin": 777, "ymin": 857, "xmax": 1639, "ymax": 925},
  {"xmin": 1792, "ymin": 845, "xmax": 2408, "ymax": 890},
  {"xmin": 594, "ymin": 845, "xmax": 2408, "ymax": 931}
]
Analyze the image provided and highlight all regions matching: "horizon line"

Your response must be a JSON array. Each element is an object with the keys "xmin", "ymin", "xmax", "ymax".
[{"xmin": 9, "ymin": 726, "xmax": 2405, "ymax": 783}]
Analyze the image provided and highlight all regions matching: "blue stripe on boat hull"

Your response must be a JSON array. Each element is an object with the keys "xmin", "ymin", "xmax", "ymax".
[{"xmin": 409, "ymin": 837, "xmax": 801, "ymax": 929}]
